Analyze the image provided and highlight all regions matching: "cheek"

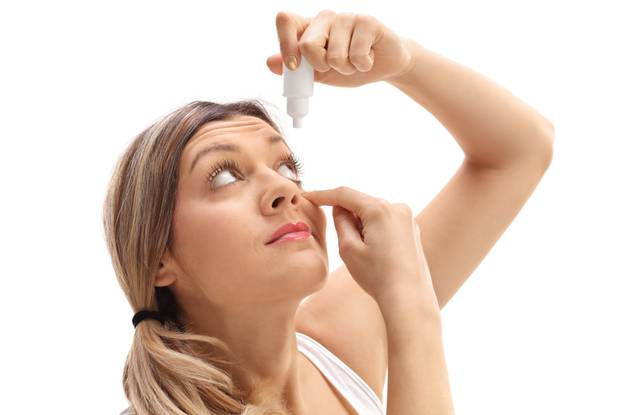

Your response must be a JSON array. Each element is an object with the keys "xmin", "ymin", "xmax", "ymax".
[{"xmin": 173, "ymin": 201, "xmax": 258, "ymax": 275}]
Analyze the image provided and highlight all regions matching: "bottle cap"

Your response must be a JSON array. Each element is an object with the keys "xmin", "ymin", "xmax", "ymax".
[{"xmin": 283, "ymin": 56, "xmax": 314, "ymax": 128}]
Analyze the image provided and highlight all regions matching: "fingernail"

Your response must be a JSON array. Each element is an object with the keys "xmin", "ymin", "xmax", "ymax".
[{"xmin": 285, "ymin": 55, "xmax": 298, "ymax": 70}]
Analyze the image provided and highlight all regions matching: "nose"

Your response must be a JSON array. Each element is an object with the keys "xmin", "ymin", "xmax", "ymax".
[{"xmin": 261, "ymin": 174, "xmax": 305, "ymax": 213}]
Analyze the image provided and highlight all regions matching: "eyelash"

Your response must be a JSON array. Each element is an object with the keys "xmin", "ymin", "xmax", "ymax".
[{"xmin": 205, "ymin": 151, "xmax": 305, "ymax": 191}]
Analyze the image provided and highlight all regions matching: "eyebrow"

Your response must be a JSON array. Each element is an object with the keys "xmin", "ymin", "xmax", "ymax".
[{"xmin": 189, "ymin": 134, "xmax": 291, "ymax": 175}]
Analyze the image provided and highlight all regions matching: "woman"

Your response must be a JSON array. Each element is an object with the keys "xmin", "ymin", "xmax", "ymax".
[{"xmin": 106, "ymin": 9, "xmax": 554, "ymax": 415}]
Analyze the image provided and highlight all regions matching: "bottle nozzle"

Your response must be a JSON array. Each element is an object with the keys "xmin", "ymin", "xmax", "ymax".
[{"xmin": 286, "ymin": 97, "xmax": 308, "ymax": 128}]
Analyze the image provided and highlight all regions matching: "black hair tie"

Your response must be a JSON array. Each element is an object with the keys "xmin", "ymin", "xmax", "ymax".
[
  {"xmin": 132, "ymin": 286, "xmax": 180, "ymax": 328},
  {"xmin": 132, "ymin": 310, "xmax": 165, "ymax": 328}
]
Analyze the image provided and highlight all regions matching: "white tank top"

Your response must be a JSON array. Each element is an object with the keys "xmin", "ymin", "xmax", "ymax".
[{"xmin": 296, "ymin": 331, "xmax": 385, "ymax": 414}]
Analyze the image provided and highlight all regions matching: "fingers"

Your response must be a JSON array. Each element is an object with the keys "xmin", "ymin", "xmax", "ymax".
[
  {"xmin": 273, "ymin": 10, "xmax": 381, "ymax": 77},
  {"xmin": 298, "ymin": 10, "xmax": 334, "ymax": 73},
  {"xmin": 275, "ymin": 11, "xmax": 309, "ymax": 70},
  {"xmin": 332, "ymin": 205, "xmax": 364, "ymax": 252},
  {"xmin": 266, "ymin": 53, "xmax": 284, "ymax": 75},
  {"xmin": 349, "ymin": 14, "xmax": 379, "ymax": 72},
  {"xmin": 325, "ymin": 13, "xmax": 358, "ymax": 75},
  {"xmin": 302, "ymin": 186, "xmax": 377, "ymax": 218}
]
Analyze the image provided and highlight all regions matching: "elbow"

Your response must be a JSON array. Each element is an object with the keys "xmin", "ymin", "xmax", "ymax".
[
  {"xmin": 524, "ymin": 115, "xmax": 554, "ymax": 172},
  {"xmin": 545, "ymin": 117, "xmax": 556, "ymax": 138},
  {"xmin": 540, "ymin": 118, "xmax": 555, "ymax": 171}
]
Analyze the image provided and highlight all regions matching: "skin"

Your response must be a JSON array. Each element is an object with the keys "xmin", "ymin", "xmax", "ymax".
[
  {"xmin": 155, "ymin": 9, "xmax": 420, "ymax": 413},
  {"xmin": 155, "ymin": 115, "xmax": 329, "ymax": 413}
]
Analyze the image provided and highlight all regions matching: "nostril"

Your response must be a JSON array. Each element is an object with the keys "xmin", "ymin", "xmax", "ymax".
[{"xmin": 272, "ymin": 197, "xmax": 282, "ymax": 207}]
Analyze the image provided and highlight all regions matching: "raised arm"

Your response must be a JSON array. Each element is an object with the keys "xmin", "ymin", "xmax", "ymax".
[
  {"xmin": 385, "ymin": 39, "xmax": 555, "ymax": 310},
  {"xmin": 389, "ymin": 38, "xmax": 554, "ymax": 170}
]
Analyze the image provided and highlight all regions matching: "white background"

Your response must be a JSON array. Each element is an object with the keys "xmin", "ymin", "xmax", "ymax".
[{"xmin": 1, "ymin": 1, "xmax": 620, "ymax": 414}]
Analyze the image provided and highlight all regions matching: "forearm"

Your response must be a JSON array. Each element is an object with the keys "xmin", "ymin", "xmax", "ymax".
[
  {"xmin": 377, "ymin": 288, "xmax": 455, "ymax": 415},
  {"xmin": 388, "ymin": 38, "xmax": 554, "ymax": 170}
]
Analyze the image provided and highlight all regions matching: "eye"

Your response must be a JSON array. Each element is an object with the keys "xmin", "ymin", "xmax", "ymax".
[{"xmin": 205, "ymin": 152, "xmax": 304, "ymax": 191}]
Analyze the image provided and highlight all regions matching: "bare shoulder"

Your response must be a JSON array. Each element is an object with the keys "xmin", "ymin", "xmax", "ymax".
[{"xmin": 295, "ymin": 264, "xmax": 388, "ymax": 402}]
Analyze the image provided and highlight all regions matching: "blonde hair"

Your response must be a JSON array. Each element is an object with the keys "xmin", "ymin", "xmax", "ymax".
[{"xmin": 103, "ymin": 100, "xmax": 292, "ymax": 415}]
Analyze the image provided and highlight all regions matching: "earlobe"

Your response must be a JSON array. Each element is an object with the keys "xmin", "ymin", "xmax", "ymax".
[
  {"xmin": 155, "ymin": 272, "xmax": 176, "ymax": 287},
  {"xmin": 155, "ymin": 261, "xmax": 177, "ymax": 287}
]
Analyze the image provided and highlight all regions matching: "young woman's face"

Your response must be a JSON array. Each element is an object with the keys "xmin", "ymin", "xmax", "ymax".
[{"xmin": 169, "ymin": 115, "xmax": 328, "ymax": 308}]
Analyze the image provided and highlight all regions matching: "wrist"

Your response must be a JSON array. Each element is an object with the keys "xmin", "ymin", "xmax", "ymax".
[
  {"xmin": 386, "ymin": 37, "xmax": 427, "ymax": 86},
  {"xmin": 375, "ymin": 282, "xmax": 442, "ymax": 324}
]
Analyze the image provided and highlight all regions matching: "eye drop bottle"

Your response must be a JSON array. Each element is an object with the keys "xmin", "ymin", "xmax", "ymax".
[{"xmin": 283, "ymin": 55, "xmax": 314, "ymax": 128}]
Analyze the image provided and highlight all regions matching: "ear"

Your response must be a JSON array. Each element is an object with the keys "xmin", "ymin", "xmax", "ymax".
[
  {"xmin": 155, "ymin": 270, "xmax": 176, "ymax": 287},
  {"xmin": 155, "ymin": 250, "xmax": 178, "ymax": 287}
]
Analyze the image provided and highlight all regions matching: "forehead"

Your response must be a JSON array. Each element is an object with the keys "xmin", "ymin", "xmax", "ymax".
[
  {"xmin": 180, "ymin": 115, "xmax": 285, "ymax": 177},
  {"xmin": 187, "ymin": 115, "xmax": 277, "ymax": 147}
]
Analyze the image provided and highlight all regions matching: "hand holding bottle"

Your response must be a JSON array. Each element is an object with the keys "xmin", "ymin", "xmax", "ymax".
[{"xmin": 267, "ymin": 10, "xmax": 418, "ymax": 88}]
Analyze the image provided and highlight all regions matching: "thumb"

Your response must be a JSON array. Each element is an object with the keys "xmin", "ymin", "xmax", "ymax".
[
  {"xmin": 266, "ymin": 53, "xmax": 284, "ymax": 75},
  {"xmin": 332, "ymin": 206, "xmax": 364, "ymax": 252}
]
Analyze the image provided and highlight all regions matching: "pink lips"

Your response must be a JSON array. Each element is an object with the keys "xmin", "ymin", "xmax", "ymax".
[
  {"xmin": 268, "ymin": 230, "xmax": 311, "ymax": 245},
  {"xmin": 266, "ymin": 221, "xmax": 311, "ymax": 245}
]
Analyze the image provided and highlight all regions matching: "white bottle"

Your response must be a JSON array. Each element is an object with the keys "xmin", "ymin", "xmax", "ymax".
[{"xmin": 283, "ymin": 55, "xmax": 314, "ymax": 128}]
